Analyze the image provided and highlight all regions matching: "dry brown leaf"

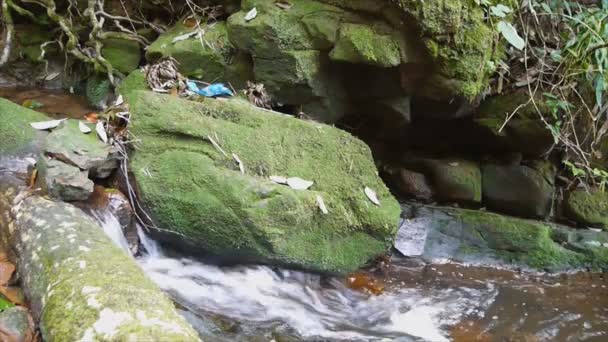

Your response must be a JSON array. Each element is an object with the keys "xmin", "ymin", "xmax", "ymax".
[
  {"xmin": 0, "ymin": 287, "xmax": 24, "ymax": 306},
  {"xmin": 169, "ymin": 87, "xmax": 179, "ymax": 97},
  {"xmin": 27, "ymin": 169, "xmax": 37, "ymax": 189},
  {"xmin": 84, "ymin": 112, "xmax": 99, "ymax": 123},
  {"xmin": 0, "ymin": 262, "xmax": 15, "ymax": 287},
  {"xmin": 0, "ymin": 252, "xmax": 7, "ymax": 262}
]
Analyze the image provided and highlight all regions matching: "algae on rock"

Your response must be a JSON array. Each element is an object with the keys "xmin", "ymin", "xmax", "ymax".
[
  {"xmin": 565, "ymin": 189, "xmax": 608, "ymax": 230},
  {"xmin": 120, "ymin": 71, "xmax": 401, "ymax": 274},
  {"xmin": 0, "ymin": 98, "xmax": 48, "ymax": 155}
]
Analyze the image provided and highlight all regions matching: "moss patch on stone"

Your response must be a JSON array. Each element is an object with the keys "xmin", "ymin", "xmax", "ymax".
[
  {"xmin": 565, "ymin": 189, "xmax": 608, "ymax": 229},
  {"xmin": 146, "ymin": 21, "xmax": 235, "ymax": 81},
  {"xmin": 392, "ymin": 0, "xmax": 505, "ymax": 100},
  {"xmin": 121, "ymin": 72, "xmax": 401, "ymax": 273},
  {"xmin": 0, "ymin": 98, "xmax": 48, "ymax": 155},
  {"xmin": 101, "ymin": 38, "xmax": 141, "ymax": 74},
  {"xmin": 329, "ymin": 23, "xmax": 401, "ymax": 67}
]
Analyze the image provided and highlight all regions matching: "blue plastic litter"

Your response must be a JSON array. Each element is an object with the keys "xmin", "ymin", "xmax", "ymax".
[{"xmin": 187, "ymin": 81, "xmax": 233, "ymax": 97}]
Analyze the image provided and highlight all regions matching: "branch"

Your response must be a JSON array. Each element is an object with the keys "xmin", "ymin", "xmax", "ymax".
[{"xmin": 0, "ymin": 0, "xmax": 15, "ymax": 67}]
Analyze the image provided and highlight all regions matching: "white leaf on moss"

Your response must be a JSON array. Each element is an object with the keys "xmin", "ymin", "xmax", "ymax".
[
  {"xmin": 171, "ymin": 30, "xmax": 199, "ymax": 43},
  {"xmin": 270, "ymin": 176, "xmax": 288, "ymax": 184},
  {"xmin": 244, "ymin": 7, "xmax": 258, "ymax": 21},
  {"xmin": 30, "ymin": 119, "xmax": 65, "ymax": 130},
  {"xmin": 498, "ymin": 21, "xmax": 524, "ymax": 50},
  {"xmin": 44, "ymin": 72, "xmax": 60, "ymax": 81},
  {"xmin": 316, "ymin": 195, "xmax": 328, "ymax": 214},
  {"xmin": 364, "ymin": 187, "xmax": 380, "ymax": 206},
  {"xmin": 79, "ymin": 121, "xmax": 92, "ymax": 134},
  {"xmin": 287, "ymin": 177, "xmax": 314, "ymax": 190},
  {"xmin": 96, "ymin": 121, "xmax": 108, "ymax": 143},
  {"xmin": 490, "ymin": 4, "xmax": 512, "ymax": 18}
]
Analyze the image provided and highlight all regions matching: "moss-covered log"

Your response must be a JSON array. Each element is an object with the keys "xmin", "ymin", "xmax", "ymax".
[{"xmin": 0, "ymin": 188, "xmax": 199, "ymax": 341}]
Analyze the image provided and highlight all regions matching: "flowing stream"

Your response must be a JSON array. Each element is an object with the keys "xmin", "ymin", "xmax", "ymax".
[
  {"xmin": 2, "ymin": 89, "xmax": 607, "ymax": 341},
  {"xmin": 91, "ymin": 210, "xmax": 608, "ymax": 342}
]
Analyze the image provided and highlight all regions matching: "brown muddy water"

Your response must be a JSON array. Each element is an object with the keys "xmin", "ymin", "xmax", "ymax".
[
  {"xmin": 0, "ymin": 87, "xmax": 93, "ymax": 119},
  {"xmin": 2, "ymin": 88, "xmax": 607, "ymax": 341}
]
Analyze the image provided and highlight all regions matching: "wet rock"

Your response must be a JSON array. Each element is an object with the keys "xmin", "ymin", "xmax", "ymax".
[
  {"xmin": 0, "ymin": 194, "xmax": 200, "ymax": 341},
  {"xmin": 0, "ymin": 307, "xmax": 35, "ymax": 342},
  {"xmin": 0, "ymin": 98, "xmax": 49, "ymax": 156},
  {"xmin": 120, "ymin": 71, "xmax": 401, "ymax": 274},
  {"xmin": 401, "ymin": 157, "xmax": 482, "ymax": 204},
  {"xmin": 482, "ymin": 161, "xmax": 555, "ymax": 219},
  {"xmin": 390, "ymin": 168, "xmax": 433, "ymax": 201},
  {"xmin": 474, "ymin": 92, "xmax": 554, "ymax": 157},
  {"xmin": 101, "ymin": 38, "xmax": 141, "ymax": 74},
  {"xmin": 329, "ymin": 23, "xmax": 402, "ymax": 67},
  {"xmin": 564, "ymin": 189, "xmax": 608, "ymax": 229},
  {"xmin": 396, "ymin": 204, "xmax": 608, "ymax": 271},
  {"xmin": 44, "ymin": 120, "xmax": 118, "ymax": 178},
  {"xmin": 39, "ymin": 158, "xmax": 94, "ymax": 201}
]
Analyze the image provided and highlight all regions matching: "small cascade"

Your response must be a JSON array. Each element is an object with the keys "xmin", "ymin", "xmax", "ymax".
[
  {"xmin": 136, "ymin": 224, "xmax": 161, "ymax": 257},
  {"xmin": 90, "ymin": 209, "xmax": 131, "ymax": 255}
]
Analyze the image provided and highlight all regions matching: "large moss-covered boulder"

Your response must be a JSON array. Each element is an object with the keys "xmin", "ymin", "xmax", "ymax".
[
  {"xmin": 0, "ymin": 190, "xmax": 199, "ymax": 341},
  {"xmin": 482, "ymin": 161, "xmax": 555, "ymax": 219},
  {"xmin": 564, "ymin": 189, "xmax": 608, "ymax": 229},
  {"xmin": 397, "ymin": 204, "xmax": 608, "ymax": 271},
  {"xmin": 474, "ymin": 92, "xmax": 554, "ymax": 157},
  {"xmin": 120, "ymin": 71, "xmax": 400, "ymax": 274},
  {"xmin": 0, "ymin": 98, "xmax": 48, "ymax": 155}
]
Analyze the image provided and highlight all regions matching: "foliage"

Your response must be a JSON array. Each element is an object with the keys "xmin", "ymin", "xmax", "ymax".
[{"xmin": 485, "ymin": 0, "xmax": 608, "ymax": 189}]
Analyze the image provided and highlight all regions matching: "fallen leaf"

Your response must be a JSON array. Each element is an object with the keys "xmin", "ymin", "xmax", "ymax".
[
  {"xmin": 84, "ymin": 112, "xmax": 99, "ymax": 123},
  {"xmin": 287, "ymin": 177, "xmax": 314, "ymax": 190},
  {"xmin": 449, "ymin": 162, "xmax": 459, "ymax": 167},
  {"xmin": 232, "ymin": 153, "xmax": 245, "ymax": 174},
  {"xmin": 244, "ymin": 7, "xmax": 258, "ymax": 21},
  {"xmin": 114, "ymin": 94, "xmax": 124, "ymax": 106},
  {"xmin": 44, "ymin": 71, "xmax": 60, "ymax": 81},
  {"xmin": 346, "ymin": 273, "xmax": 384, "ymax": 295},
  {"xmin": 169, "ymin": 87, "xmax": 179, "ymax": 97},
  {"xmin": 316, "ymin": 195, "xmax": 328, "ymax": 214},
  {"xmin": 27, "ymin": 169, "xmax": 37, "ymax": 188},
  {"xmin": 183, "ymin": 16, "xmax": 198, "ymax": 28},
  {"xmin": 171, "ymin": 30, "xmax": 199, "ymax": 44},
  {"xmin": 0, "ymin": 252, "xmax": 7, "ymax": 262},
  {"xmin": 96, "ymin": 121, "xmax": 108, "ymax": 143},
  {"xmin": 275, "ymin": 1, "xmax": 292, "ymax": 9},
  {"xmin": 21, "ymin": 99, "xmax": 43, "ymax": 110},
  {"xmin": 30, "ymin": 119, "xmax": 65, "ymax": 130},
  {"xmin": 0, "ymin": 286, "xmax": 25, "ymax": 305},
  {"xmin": 364, "ymin": 187, "xmax": 380, "ymax": 205},
  {"xmin": 0, "ymin": 262, "xmax": 15, "ymax": 286},
  {"xmin": 270, "ymin": 176, "xmax": 288, "ymax": 184},
  {"xmin": 79, "ymin": 121, "xmax": 92, "ymax": 134}
]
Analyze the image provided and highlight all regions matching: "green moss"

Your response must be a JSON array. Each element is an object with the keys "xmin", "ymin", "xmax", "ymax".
[
  {"xmin": 86, "ymin": 74, "xmax": 112, "ymax": 108},
  {"xmin": 329, "ymin": 23, "xmax": 401, "ymax": 67},
  {"xmin": 101, "ymin": 38, "xmax": 141, "ymax": 74},
  {"xmin": 453, "ymin": 209, "xmax": 603, "ymax": 269},
  {"xmin": 8, "ymin": 196, "xmax": 199, "ymax": 341},
  {"xmin": 565, "ymin": 189, "xmax": 608, "ymax": 229},
  {"xmin": 426, "ymin": 159, "xmax": 482, "ymax": 203},
  {"xmin": 146, "ymin": 21, "xmax": 234, "ymax": 81},
  {"xmin": 123, "ymin": 78, "xmax": 401, "ymax": 273},
  {"xmin": 0, "ymin": 98, "xmax": 48, "ymax": 155},
  {"xmin": 392, "ymin": 0, "xmax": 504, "ymax": 100}
]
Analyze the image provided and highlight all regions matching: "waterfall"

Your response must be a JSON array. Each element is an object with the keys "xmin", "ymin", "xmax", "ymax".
[{"xmin": 91, "ymin": 209, "xmax": 131, "ymax": 255}]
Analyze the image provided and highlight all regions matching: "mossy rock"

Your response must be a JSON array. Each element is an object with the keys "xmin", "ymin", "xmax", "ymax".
[
  {"xmin": 400, "ymin": 204, "xmax": 608, "ymax": 271},
  {"xmin": 393, "ymin": 0, "xmax": 508, "ymax": 100},
  {"xmin": 0, "ymin": 98, "xmax": 49, "ymax": 156},
  {"xmin": 146, "ymin": 21, "xmax": 246, "ymax": 84},
  {"xmin": 565, "ymin": 189, "xmax": 608, "ymax": 229},
  {"xmin": 120, "ymin": 71, "xmax": 401, "ymax": 274},
  {"xmin": 14, "ymin": 24, "xmax": 56, "ymax": 62},
  {"xmin": 423, "ymin": 158, "xmax": 481, "ymax": 204},
  {"xmin": 329, "ymin": 23, "xmax": 402, "ymax": 67},
  {"xmin": 101, "ymin": 38, "xmax": 141, "ymax": 74},
  {"xmin": 474, "ymin": 92, "xmax": 554, "ymax": 157},
  {"xmin": 482, "ymin": 161, "xmax": 555, "ymax": 219},
  {"xmin": 85, "ymin": 74, "xmax": 112, "ymax": 108}
]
